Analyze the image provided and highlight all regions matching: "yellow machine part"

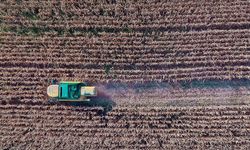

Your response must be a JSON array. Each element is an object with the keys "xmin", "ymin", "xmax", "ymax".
[
  {"xmin": 60, "ymin": 81, "xmax": 81, "ymax": 84},
  {"xmin": 81, "ymin": 86, "xmax": 97, "ymax": 96},
  {"xmin": 47, "ymin": 85, "xmax": 59, "ymax": 97}
]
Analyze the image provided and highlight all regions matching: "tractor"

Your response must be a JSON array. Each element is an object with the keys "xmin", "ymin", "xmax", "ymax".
[{"xmin": 47, "ymin": 81, "xmax": 97, "ymax": 102}]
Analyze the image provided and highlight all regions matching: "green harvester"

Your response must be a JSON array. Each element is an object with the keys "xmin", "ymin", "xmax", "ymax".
[{"xmin": 47, "ymin": 81, "xmax": 97, "ymax": 101}]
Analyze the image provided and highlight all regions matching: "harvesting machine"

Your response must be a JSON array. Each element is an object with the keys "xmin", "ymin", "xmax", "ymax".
[{"xmin": 47, "ymin": 81, "xmax": 97, "ymax": 102}]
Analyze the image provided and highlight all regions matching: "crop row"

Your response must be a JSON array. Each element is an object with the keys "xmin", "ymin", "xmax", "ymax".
[
  {"xmin": 1, "ymin": 0, "xmax": 247, "ymax": 10},
  {"xmin": 1, "ymin": 29, "xmax": 249, "ymax": 44},
  {"xmin": 1, "ymin": 46, "xmax": 249, "ymax": 57},
  {"xmin": 2, "ymin": 66, "xmax": 249, "ymax": 82},
  {"xmin": 1, "ymin": 54, "xmax": 250, "ymax": 67},
  {"xmin": 1, "ymin": 28, "xmax": 248, "ymax": 40},
  {"xmin": 1, "ymin": 103, "xmax": 250, "ymax": 116},
  {"xmin": 2, "ymin": 14, "xmax": 248, "ymax": 31},
  {"xmin": 1, "ymin": 63, "xmax": 250, "ymax": 80}
]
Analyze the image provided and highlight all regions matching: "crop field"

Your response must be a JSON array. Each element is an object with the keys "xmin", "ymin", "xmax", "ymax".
[{"xmin": 0, "ymin": 0, "xmax": 250, "ymax": 149}]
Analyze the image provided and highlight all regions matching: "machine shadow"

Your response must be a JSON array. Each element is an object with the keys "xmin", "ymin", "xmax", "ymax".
[{"xmin": 62, "ymin": 88, "xmax": 116, "ymax": 114}]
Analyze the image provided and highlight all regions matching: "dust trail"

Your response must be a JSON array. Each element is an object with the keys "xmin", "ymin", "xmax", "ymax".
[{"xmin": 94, "ymin": 80, "xmax": 250, "ymax": 107}]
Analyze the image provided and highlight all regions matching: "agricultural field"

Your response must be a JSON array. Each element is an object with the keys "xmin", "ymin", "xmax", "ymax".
[{"xmin": 0, "ymin": 0, "xmax": 250, "ymax": 149}]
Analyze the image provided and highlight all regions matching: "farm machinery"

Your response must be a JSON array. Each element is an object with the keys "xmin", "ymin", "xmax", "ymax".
[{"xmin": 47, "ymin": 81, "xmax": 97, "ymax": 102}]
